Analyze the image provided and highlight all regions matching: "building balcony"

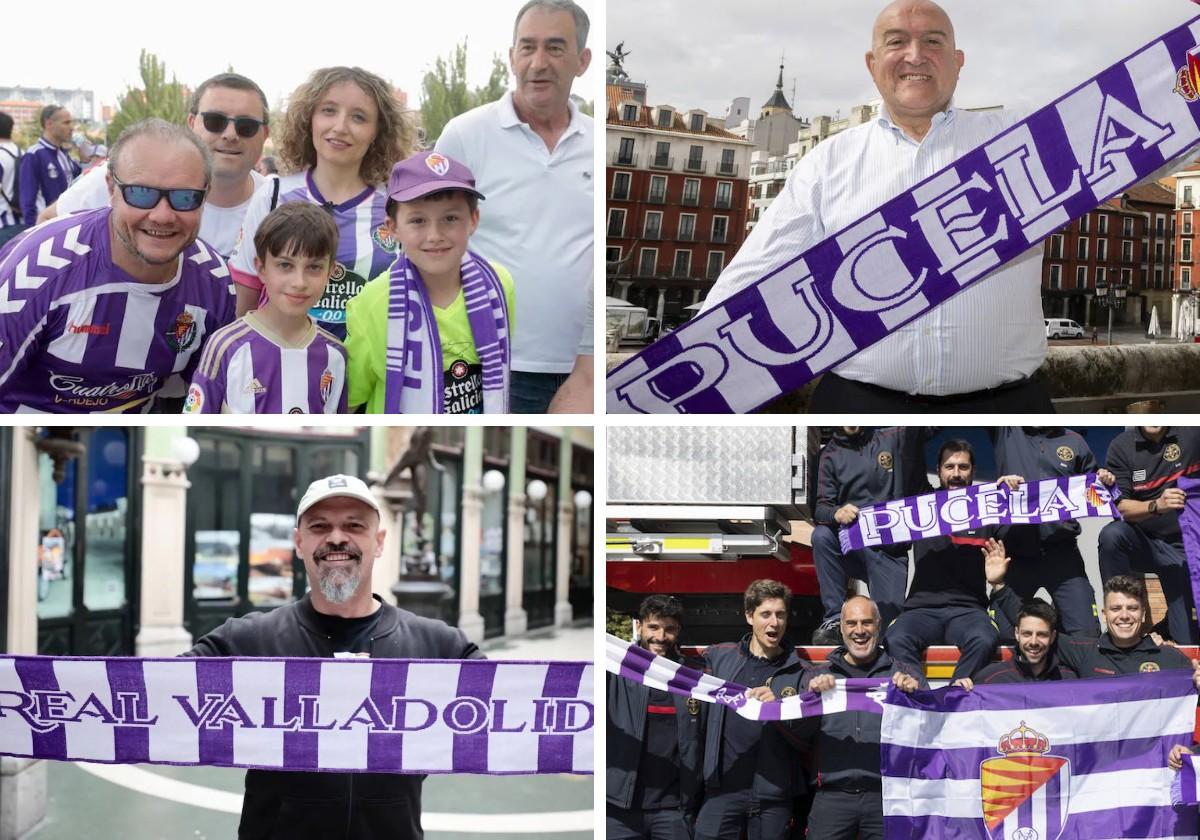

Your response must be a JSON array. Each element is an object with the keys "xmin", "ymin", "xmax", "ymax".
[
  {"xmin": 672, "ymin": 266, "xmax": 692, "ymax": 279},
  {"xmin": 646, "ymin": 191, "xmax": 667, "ymax": 205},
  {"xmin": 714, "ymin": 197, "xmax": 732, "ymax": 209},
  {"xmin": 611, "ymin": 151, "xmax": 639, "ymax": 167},
  {"xmin": 683, "ymin": 158, "xmax": 707, "ymax": 173},
  {"xmin": 642, "ymin": 229, "xmax": 663, "ymax": 241},
  {"xmin": 676, "ymin": 230, "xmax": 696, "ymax": 242},
  {"xmin": 681, "ymin": 194, "xmax": 700, "ymax": 207},
  {"xmin": 648, "ymin": 156, "xmax": 675, "ymax": 171},
  {"xmin": 716, "ymin": 162, "xmax": 739, "ymax": 176}
]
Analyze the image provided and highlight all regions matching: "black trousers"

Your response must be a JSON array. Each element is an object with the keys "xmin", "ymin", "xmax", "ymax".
[
  {"xmin": 810, "ymin": 373, "xmax": 1054, "ymax": 414},
  {"xmin": 606, "ymin": 803, "xmax": 693, "ymax": 840},
  {"xmin": 806, "ymin": 789, "xmax": 884, "ymax": 840},
  {"xmin": 994, "ymin": 541, "xmax": 1100, "ymax": 639}
]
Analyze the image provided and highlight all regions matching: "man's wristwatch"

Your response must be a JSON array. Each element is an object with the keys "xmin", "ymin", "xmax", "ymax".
[{"xmin": 1149, "ymin": 499, "xmax": 1159, "ymax": 515}]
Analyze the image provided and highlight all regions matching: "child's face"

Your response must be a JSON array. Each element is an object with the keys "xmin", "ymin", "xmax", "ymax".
[
  {"xmin": 385, "ymin": 193, "xmax": 479, "ymax": 281},
  {"xmin": 254, "ymin": 249, "xmax": 333, "ymax": 318}
]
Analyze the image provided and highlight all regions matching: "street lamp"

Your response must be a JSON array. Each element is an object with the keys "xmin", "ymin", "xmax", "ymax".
[{"xmin": 1094, "ymin": 281, "xmax": 1128, "ymax": 346}]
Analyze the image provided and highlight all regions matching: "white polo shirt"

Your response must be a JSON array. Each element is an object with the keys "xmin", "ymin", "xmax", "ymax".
[
  {"xmin": 55, "ymin": 162, "xmax": 265, "ymax": 259},
  {"xmin": 436, "ymin": 91, "xmax": 594, "ymax": 374}
]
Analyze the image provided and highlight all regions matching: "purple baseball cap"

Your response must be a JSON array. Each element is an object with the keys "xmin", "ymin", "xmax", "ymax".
[{"xmin": 387, "ymin": 150, "xmax": 486, "ymax": 202}]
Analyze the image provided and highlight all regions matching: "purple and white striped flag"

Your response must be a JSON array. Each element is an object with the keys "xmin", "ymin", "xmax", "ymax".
[
  {"xmin": 1182, "ymin": 476, "xmax": 1200, "ymax": 638},
  {"xmin": 1172, "ymin": 753, "xmax": 1200, "ymax": 807},
  {"xmin": 0, "ymin": 655, "xmax": 591, "ymax": 775},
  {"xmin": 605, "ymin": 633, "xmax": 886, "ymax": 720},
  {"xmin": 839, "ymin": 474, "xmax": 1121, "ymax": 552},
  {"xmin": 881, "ymin": 671, "xmax": 1198, "ymax": 840}
]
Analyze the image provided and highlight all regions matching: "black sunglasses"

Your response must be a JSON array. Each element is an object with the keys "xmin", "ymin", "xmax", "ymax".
[
  {"xmin": 112, "ymin": 175, "xmax": 207, "ymax": 212},
  {"xmin": 198, "ymin": 111, "xmax": 265, "ymax": 138}
]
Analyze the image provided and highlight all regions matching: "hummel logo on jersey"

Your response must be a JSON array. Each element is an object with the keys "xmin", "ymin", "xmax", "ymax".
[
  {"xmin": 67, "ymin": 322, "xmax": 110, "ymax": 335},
  {"xmin": 244, "ymin": 378, "xmax": 266, "ymax": 395}
]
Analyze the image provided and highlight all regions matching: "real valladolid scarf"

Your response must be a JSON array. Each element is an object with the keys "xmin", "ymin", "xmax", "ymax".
[{"xmin": 385, "ymin": 250, "xmax": 509, "ymax": 414}]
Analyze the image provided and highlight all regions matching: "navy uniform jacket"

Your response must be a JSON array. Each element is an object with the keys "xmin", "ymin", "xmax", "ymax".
[
  {"xmin": 18, "ymin": 138, "xmax": 80, "ymax": 223},
  {"xmin": 990, "ymin": 427, "xmax": 1099, "ymax": 556},
  {"xmin": 606, "ymin": 655, "xmax": 707, "ymax": 813},
  {"xmin": 800, "ymin": 647, "xmax": 925, "ymax": 790},
  {"xmin": 1056, "ymin": 631, "xmax": 1193, "ymax": 677},
  {"xmin": 1105, "ymin": 426, "xmax": 1200, "ymax": 544},
  {"xmin": 702, "ymin": 636, "xmax": 810, "ymax": 799}
]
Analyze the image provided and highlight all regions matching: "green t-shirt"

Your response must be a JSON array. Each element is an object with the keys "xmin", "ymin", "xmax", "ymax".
[{"xmin": 345, "ymin": 262, "xmax": 515, "ymax": 413}]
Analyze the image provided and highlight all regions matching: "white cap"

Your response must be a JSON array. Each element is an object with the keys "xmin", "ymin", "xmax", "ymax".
[{"xmin": 296, "ymin": 474, "xmax": 380, "ymax": 522}]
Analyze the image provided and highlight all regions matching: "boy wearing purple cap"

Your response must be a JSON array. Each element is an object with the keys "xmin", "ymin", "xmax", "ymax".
[{"xmin": 345, "ymin": 151, "xmax": 514, "ymax": 413}]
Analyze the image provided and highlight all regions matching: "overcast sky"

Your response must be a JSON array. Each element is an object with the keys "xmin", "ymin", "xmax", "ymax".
[
  {"xmin": 607, "ymin": 0, "xmax": 1200, "ymax": 121},
  {"xmin": 5, "ymin": 0, "xmax": 598, "ymax": 114}
]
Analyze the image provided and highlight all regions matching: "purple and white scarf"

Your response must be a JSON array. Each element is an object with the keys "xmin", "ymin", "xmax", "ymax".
[
  {"xmin": 384, "ymin": 250, "xmax": 509, "ymax": 414},
  {"xmin": 839, "ymin": 473, "xmax": 1121, "ymax": 552},
  {"xmin": 608, "ymin": 15, "xmax": 1200, "ymax": 413},
  {"xmin": 0, "ymin": 655, "xmax": 590, "ymax": 775},
  {"xmin": 605, "ymin": 633, "xmax": 886, "ymax": 721}
]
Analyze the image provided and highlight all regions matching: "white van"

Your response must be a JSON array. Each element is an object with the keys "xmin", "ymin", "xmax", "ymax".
[{"xmin": 1045, "ymin": 318, "xmax": 1084, "ymax": 339}]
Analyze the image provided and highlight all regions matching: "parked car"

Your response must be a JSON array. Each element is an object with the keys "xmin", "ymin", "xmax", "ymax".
[{"xmin": 1045, "ymin": 318, "xmax": 1084, "ymax": 339}]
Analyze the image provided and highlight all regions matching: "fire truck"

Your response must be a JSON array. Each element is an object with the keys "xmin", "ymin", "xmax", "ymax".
[{"xmin": 606, "ymin": 426, "xmax": 824, "ymax": 644}]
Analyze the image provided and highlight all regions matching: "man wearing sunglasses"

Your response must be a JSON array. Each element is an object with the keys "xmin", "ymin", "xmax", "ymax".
[
  {"xmin": 41, "ymin": 73, "xmax": 270, "ymax": 258},
  {"xmin": 0, "ymin": 118, "xmax": 235, "ymax": 412}
]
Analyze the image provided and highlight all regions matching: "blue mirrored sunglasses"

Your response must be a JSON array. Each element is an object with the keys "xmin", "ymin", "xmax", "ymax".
[{"xmin": 112, "ymin": 175, "xmax": 207, "ymax": 212}]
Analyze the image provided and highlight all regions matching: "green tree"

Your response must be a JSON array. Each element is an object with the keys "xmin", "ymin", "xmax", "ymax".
[
  {"xmin": 419, "ymin": 40, "xmax": 510, "ymax": 144},
  {"xmin": 106, "ymin": 51, "xmax": 189, "ymax": 144}
]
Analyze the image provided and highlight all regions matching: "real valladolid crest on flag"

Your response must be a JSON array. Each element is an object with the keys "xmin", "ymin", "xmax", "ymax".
[
  {"xmin": 0, "ymin": 655, "xmax": 592, "ymax": 775},
  {"xmin": 839, "ymin": 473, "xmax": 1121, "ymax": 553},
  {"xmin": 607, "ymin": 14, "xmax": 1200, "ymax": 414},
  {"xmin": 881, "ymin": 671, "xmax": 1198, "ymax": 840}
]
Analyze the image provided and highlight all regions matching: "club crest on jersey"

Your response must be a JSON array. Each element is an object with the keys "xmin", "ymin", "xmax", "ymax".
[
  {"xmin": 1164, "ymin": 443, "xmax": 1182, "ymax": 462},
  {"xmin": 372, "ymin": 225, "xmax": 399, "ymax": 254},
  {"xmin": 47, "ymin": 163, "xmax": 58, "ymax": 179},
  {"xmin": 166, "ymin": 312, "xmax": 197, "ymax": 351},
  {"xmin": 1139, "ymin": 662, "xmax": 1160, "ymax": 673},
  {"xmin": 981, "ymin": 722, "xmax": 1069, "ymax": 840},
  {"xmin": 320, "ymin": 369, "xmax": 334, "ymax": 403},
  {"xmin": 183, "ymin": 383, "xmax": 204, "ymax": 414},
  {"xmin": 877, "ymin": 451, "xmax": 893, "ymax": 470},
  {"xmin": 425, "ymin": 152, "xmax": 451, "ymax": 177},
  {"xmin": 1056, "ymin": 446, "xmax": 1074, "ymax": 463},
  {"xmin": 1174, "ymin": 45, "xmax": 1200, "ymax": 101}
]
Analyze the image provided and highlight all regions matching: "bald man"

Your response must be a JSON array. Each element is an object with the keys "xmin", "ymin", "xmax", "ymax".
[{"xmin": 703, "ymin": 1, "xmax": 1049, "ymax": 412}]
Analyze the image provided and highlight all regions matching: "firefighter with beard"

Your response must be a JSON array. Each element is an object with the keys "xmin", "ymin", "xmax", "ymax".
[
  {"xmin": 800, "ymin": 595, "xmax": 925, "ymax": 839},
  {"xmin": 185, "ymin": 474, "xmax": 482, "ymax": 840},
  {"xmin": 884, "ymin": 439, "xmax": 1009, "ymax": 681},
  {"xmin": 607, "ymin": 595, "xmax": 707, "ymax": 839},
  {"xmin": 955, "ymin": 598, "xmax": 1078, "ymax": 686},
  {"xmin": 695, "ymin": 580, "xmax": 810, "ymax": 840}
]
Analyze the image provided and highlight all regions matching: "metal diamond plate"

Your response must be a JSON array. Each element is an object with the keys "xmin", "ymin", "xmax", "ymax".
[{"xmin": 608, "ymin": 426, "xmax": 798, "ymax": 504}]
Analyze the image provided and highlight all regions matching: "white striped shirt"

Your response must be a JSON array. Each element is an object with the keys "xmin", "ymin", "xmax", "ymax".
[{"xmin": 704, "ymin": 106, "xmax": 1046, "ymax": 396}]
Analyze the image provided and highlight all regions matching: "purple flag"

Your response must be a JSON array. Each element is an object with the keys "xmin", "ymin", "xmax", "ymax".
[
  {"xmin": 839, "ymin": 474, "xmax": 1121, "ymax": 552},
  {"xmin": 0, "ymin": 655, "xmax": 592, "ymax": 775},
  {"xmin": 882, "ymin": 671, "xmax": 1198, "ymax": 839},
  {"xmin": 607, "ymin": 16, "xmax": 1200, "ymax": 413},
  {"xmin": 1182, "ymin": 475, "xmax": 1200, "ymax": 643}
]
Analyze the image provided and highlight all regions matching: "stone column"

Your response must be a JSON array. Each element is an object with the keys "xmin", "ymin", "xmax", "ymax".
[
  {"xmin": 457, "ymin": 428, "xmax": 485, "ymax": 642},
  {"xmin": 136, "ymin": 457, "xmax": 194, "ymax": 656},
  {"xmin": 2, "ymin": 430, "xmax": 46, "ymax": 838},
  {"xmin": 505, "ymin": 429, "xmax": 528, "ymax": 637},
  {"xmin": 371, "ymin": 481, "xmax": 402, "ymax": 605},
  {"xmin": 554, "ymin": 428, "xmax": 574, "ymax": 627}
]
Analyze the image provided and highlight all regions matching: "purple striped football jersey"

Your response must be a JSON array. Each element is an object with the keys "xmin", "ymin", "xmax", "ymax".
[
  {"xmin": 184, "ymin": 311, "xmax": 347, "ymax": 414},
  {"xmin": 229, "ymin": 170, "xmax": 397, "ymax": 340},
  {"xmin": 0, "ymin": 208, "xmax": 235, "ymax": 413}
]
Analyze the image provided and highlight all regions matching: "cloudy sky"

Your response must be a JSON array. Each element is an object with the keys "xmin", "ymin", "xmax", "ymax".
[
  {"xmin": 6, "ymin": 0, "xmax": 598, "ymax": 115},
  {"xmin": 606, "ymin": 0, "xmax": 1200, "ymax": 121}
]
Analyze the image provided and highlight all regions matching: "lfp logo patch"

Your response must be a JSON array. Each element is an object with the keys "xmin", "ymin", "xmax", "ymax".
[
  {"xmin": 425, "ymin": 152, "xmax": 451, "ymax": 177},
  {"xmin": 981, "ymin": 721, "xmax": 1069, "ymax": 840}
]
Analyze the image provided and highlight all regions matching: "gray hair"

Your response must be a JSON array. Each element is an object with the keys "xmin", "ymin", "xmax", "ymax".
[
  {"xmin": 513, "ymin": 0, "xmax": 590, "ymax": 53},
  {"xmin": 109, "ymin": 118, "xmax": 213, "ymax": 186}
]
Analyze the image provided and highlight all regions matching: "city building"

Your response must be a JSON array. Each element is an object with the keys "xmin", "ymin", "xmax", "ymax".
[
  {"xmin": 606, "ymin": 78, "xmax": 753, "ymax": 325},
  {"xmin": 0, "ymin": 425, "xmax": 593, "ymax": 660},
  {"xmin": 1171, "ymin": 165, "xmax": 1200, "ymax": 335},
  {"xmin": 726, "ymin": 63, "xmax": 808, "ymax": 157},
  {"xmin": 0, "ymin": 86, "xmax": 96, "ymax": 125},
  {"xmin": 1040, "ymin": 182, "xmax": 1177, "ymax": 331}
]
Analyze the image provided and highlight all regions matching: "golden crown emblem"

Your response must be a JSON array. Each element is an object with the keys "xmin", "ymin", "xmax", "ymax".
[{"xmin": 997, "ymin": 721, "xmax": 1050, "ymax": 756}]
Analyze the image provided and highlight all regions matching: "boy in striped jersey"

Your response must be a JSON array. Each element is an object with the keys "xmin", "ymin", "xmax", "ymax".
[{"xmin": 184, "ymin": 202, "xmax": 347, "ymax": 413}]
